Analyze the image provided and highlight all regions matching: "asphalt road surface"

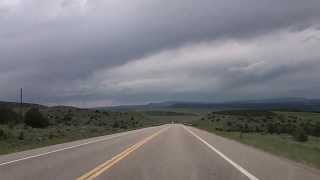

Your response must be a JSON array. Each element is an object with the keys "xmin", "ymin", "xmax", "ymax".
[{"xmin": 0, "ymin": 124, "xmax": 319, "ymax": 180}]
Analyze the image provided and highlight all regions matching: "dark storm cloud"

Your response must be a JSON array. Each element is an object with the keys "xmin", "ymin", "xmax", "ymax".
[{"xmin": 1, "ymin": 0, "xmax": 320, "ymax": 106}]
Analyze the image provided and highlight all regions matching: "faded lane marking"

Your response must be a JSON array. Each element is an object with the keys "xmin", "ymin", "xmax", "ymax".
[{"xmin": 77, "ymin": 127, "xmax": 169, "ymax": 180}]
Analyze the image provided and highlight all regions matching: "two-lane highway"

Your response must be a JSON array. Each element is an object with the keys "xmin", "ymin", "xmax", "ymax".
[{"xmin": 0, "ymin": 124, "xmax": 319, "ymax": 180}]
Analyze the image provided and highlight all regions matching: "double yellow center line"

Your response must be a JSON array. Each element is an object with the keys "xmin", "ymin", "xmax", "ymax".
[{"xmin": 77, "ymin": 127, "xmax": 168, "ymax": 180}]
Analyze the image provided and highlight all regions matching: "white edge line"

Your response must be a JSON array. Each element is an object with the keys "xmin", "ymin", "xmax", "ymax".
[
  {"xmin": 0, "ymin": 126, "xmax": 158, "ymax": 167},
  {"xmin": 183, "ymin": 126, "xmax": 259, "ymax": 180}
]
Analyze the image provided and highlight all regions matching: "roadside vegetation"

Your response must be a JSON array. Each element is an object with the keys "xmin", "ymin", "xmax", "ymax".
[
  {"xmin": 0, "ymin": 105, "xmax": 165, "ymax": 155},
  {"xmin": 192, "ymin": 110, "xmax": 320, "ymax": 168}
]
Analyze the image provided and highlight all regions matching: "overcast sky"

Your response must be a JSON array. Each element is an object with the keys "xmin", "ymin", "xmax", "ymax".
[{"xmin": 1, "ymin": 0, "xmax": 320, "ymax": 107}]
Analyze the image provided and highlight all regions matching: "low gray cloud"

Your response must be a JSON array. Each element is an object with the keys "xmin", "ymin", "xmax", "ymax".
[
  {"xmin": 0, "ymin": 0, "xmax": 320, "ymax": 106},
  {"xmin": 79, "ymin": 28, "xmax": 320, "ymax": 104}
]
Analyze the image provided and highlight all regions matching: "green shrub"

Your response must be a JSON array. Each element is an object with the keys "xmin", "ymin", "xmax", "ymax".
[
  {"xmin": 0, "ymin": 128, "xmax": 6, "ymax": 139},
  {"xmin": 25, "ymin": 108, "xmax": 49, "ymax": 128},
  {"xmin": 18, "ymin": 131, "xmax": 25, "ymax": 140},
  {"xmin": 0, "ymin": 128, "xmax": 11, "ymax": 140},
  {"xmin": 243, "ymin": 123, "xmax": 249, "ymax": 132},
  {"xmin": 112, "ymin": 121, "xmax": 120, "ymax": 128},
  {"xmin": 62, "ymin": 113, "xmax": 73, "ymax": 124},
  {"xmin": 293, "ymin": 128, "xmax": 308, "ymax": 142},
  {"xmin": 267, "ymin": 123, "xmax": 275, "ymax": 134},
  {"xmin": 48, "ymin": 132, "xmax": 55, "ymax": 139},
  {"xmin": 0, "ymin": 107, "xmax": 20, "ymax": 124},
  {"xmin": 312, "ymin": 121, "xmax": 320, "ymax": 137},
  {"xmin": 120, "ymin": 120, "xmax": 128, "ymax": 129}
]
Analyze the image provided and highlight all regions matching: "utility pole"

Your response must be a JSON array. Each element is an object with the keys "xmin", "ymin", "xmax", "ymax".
[
  {"xmin": 20, "ymin": 88, "xmax": 22, "ymax": 105},
  {"xmin": 20, "ymin": 88, "xmax": 23, "ymax": 122}
]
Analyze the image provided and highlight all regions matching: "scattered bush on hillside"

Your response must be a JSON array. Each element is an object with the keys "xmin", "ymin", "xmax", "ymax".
[
  {"xmin": 195, "ymin": 110, "xmax": 320, "ymax": 142},
  {"xmin": 25, "ymin": 108, "xmax": 49, "ymax": 128},
  {"xmin": 63, "ymin": 113, "xmax": 73, "ymax": 121},
  {"xmin": 61, "ymin": 113, "xmax": 73, "ymax": 125},
  {"xmin": 216, "ymin": 110, "xmax": 276, "ymax": 117}
]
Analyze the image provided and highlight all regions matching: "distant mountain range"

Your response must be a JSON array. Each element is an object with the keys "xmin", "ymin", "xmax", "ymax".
[
  {"xmin": 102, "ymin": 98, "xmax": 320, "ymax": 112},
  {"xmin": 2, "ymin": 97, "xmax": 320, "ymax": 112}
]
